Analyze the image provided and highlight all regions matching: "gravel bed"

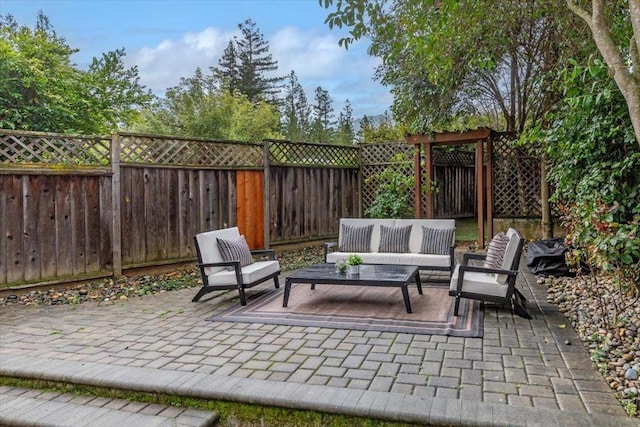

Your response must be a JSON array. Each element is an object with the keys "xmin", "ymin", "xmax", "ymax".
[{"xmin": 546, "ymin": 274, "xmax": 640, "ymax": 417}]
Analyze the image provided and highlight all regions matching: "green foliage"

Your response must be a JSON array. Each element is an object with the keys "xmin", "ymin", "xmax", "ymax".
[
  {"xmin": 364, "ymin": 152, "xmax": 414, "ymax": 218},
  {"xmin": 358, "ymin": 111, "xmax": 405, "ymax": 143},
  {"xmin": 0, "ymin": 12, "xmax": 152, "ymax": 134},
  {"xmin": 130, "ymin": 67, "xmax": 282, "ymax": 141},
  {"xmin": 346, "ymin": 254, "xmax": 363, "ymax": 266},
  {"xmin": 321, "ymin": 0, "xmax": 592, "ymax": 133},
  {"xmin": 543, "ymin": 58, "xmax": 640, "ymax": 292}
]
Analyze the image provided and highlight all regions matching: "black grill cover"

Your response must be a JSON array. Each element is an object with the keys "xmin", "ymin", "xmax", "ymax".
[{"xmin": 526, "ymin": 238, "xmax": 571, "ymax": 277}]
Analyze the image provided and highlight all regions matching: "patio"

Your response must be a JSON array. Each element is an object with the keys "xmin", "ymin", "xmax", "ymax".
[{"xmin": 0, "ymin": 263, "xmax": 635, "ymax": 426}]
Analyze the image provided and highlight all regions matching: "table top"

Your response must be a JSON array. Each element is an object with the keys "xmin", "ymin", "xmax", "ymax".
[{"xmin": 286, "ymin": 263, "xmax": 418, "ymax": 284}]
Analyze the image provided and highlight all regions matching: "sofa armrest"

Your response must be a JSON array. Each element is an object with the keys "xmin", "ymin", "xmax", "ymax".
[
  {"xmin": 250, "ymin": 249, "xmax": 276, "ymax": 261},
  {"xmin": 324, "ymin": 241, "xmax": 338, "ymax": 262},
  {"xmin": 449, "ymin": 245, "xmax": 456, "ymax": 275}
]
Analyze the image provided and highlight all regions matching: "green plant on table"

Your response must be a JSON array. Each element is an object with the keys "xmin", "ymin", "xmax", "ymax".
[{"xmin": 346, "ymin": 254, "xmax": 363, "ymax": 266}]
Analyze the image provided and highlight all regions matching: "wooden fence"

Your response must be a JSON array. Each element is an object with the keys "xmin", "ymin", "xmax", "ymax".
[{"xmin": 1, "ymin": 130, "xmax": 539, "ymax": 288}]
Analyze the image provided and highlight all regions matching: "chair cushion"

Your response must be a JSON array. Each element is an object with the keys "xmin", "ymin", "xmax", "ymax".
[
  {"xmin": 207, "ymin": 260, "xmax": 280, "ymax": 286},
  {"xmin": 378, "ymin": 225, "xmax": 412, "ymax": 253},
  {"xmin": 483, "ymin": 232, "xmax": 509, "ymax": 269},
  {"xmin": 420, "ymin": 227, "xmax": 455, "ymax": 255},
  {"xmin": 217, "ymin": 235, "xmax": 254, "ymax": 267},
  {"xmin": 339, "ymin": 224, "xmax": 374, "ymax": 252},
  {"xmin": 449, "ymin": 264, "xmax": 508, "ymax": 298}
]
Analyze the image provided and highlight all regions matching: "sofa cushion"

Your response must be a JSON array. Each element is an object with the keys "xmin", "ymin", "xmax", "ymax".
[
  {"xmin": 420, "ymin": 227, "xmax": 455, "ymax": 255},
  {"xmin": 326, "ymin": 251, "xmax": 451, "ymax": 268},
  {"xmin": 483, "ymin": 232, "xmax": 509, "ymax": 269},
  {"xmin": 339, "ymin": 224, "xmax": 374, "ymax": 252},
  {"xmin": 378, "ymin": 225, "xmax": 412, "ymax": 253},
  {"xmin": 217, "ymin": 235, "xmax": 254, "ymax": 267}
]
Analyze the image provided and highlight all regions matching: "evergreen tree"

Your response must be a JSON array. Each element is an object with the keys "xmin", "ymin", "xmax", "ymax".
[
  {"xmin": 310, "ymin": 86, "xmax": 334, "ymax": 143},
  {"xmin": 281, "ymin": 70, "xmax": 311, "ymax": 141},
  {"xmin": 335, "ymin": 100, "xmax": 354, "ymax": 144},
  {"xmin": 213, "ymin": 19, "xmax": 282, "ymax": 103}
]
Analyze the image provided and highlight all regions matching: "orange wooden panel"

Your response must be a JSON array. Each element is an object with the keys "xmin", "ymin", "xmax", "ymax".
[{"xmin": 236, "ymin": 171, "xmax": 264, "ymax": 249}]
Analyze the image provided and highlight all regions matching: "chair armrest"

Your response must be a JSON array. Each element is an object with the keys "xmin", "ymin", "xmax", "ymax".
[
  {"xmin": 459, "ymin": 264, "xmax": 518, "ymax": 276},
  {"xmin": 251, "ymin": 249, "xmax": 276, "ymax": 261},
  {"xmin": 449, "ymin": 245, "xmax": 456, "ymax": 274},
  {"xmin": 197, "ymin": 260, "xmax": 242, "ymax": 270},
  {"xmin": 324, "ymin": 241, "xmax": 338, "ymax": 263},
  {"xmin": 463, "ymin": 252, "xmax": 487, "ymax": 264}
]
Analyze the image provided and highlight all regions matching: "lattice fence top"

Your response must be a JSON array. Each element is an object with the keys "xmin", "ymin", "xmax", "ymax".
[
  {"xmin": 360, "ymin": 141, "xmax": 411, "ymax": 165},
  {"xmin": 120, "ymin": 134, "xmax": 263, "ymax": 168},
  {"xmin": 433, "ymin": 149, "xmax": 474, "ymax": 166},
  {"xmin": 268, "ymin": 140, "xmax": 358, "ymax": 167},
  {"xmin": 0, "ymin": 130, "xmax": 110, "ymax": 166}
]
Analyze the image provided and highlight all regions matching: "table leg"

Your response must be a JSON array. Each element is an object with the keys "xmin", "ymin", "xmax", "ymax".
[
  {"xmin": 401, "ymin": 283, "xmax": 412, "ymax": 313},
  {"xmin": 415, "ymin": 270, "xmax": 423, "ymax": 294},
  {"xmin": 283, "ymin": 280, "xmax": 292, "ymax": 307}
]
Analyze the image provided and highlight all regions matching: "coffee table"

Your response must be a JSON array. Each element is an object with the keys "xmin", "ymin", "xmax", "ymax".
[{"xmin": 283, "ymin": 264, "xmax": 422, "ymax": 313}]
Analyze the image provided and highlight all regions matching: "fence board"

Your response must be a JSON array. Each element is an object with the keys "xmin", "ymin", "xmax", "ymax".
[
  {"xmin": 84, "ymin": 177, "xmax": 101, "ymax": 273},
  {"xmin": 167, "ymin": 169, "xmax": 180, "ymax": 258},
  {"xmin": 0, "ymin": 176, "xmax": 6, "ymax": 284},
  {"xmin": 99, "ymin": 177, "xmax": 113, "ymax": 271},
  {"xmin": 70, "ymin": 176, "xmax": 86, "ymax": 274},
  {"xmin": 55, "ymin": 176, "xmax": 74, "ymax": 276},
  {"xmin": 39, "ymin": 175, "xmax": 56, "ymax": 278},
  {"xmin": 24, "ymin": 176, "xmax": 41, "ymax": 282},
  {"xmin": 5, "ymin": 175, "xmax": 23, "ymax": 283}
]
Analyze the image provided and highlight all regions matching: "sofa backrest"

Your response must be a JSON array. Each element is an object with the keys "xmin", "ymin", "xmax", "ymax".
[
  {"xmin": 395, "ymin": 219, "xmax": 456, "ymax": 254},
  {"xmin": 338, "ymin": 218, "xmax": 456, "ymax": 253},
  {"xmin": 195, "ymin": 227, "xmax": 241, "ymax": 275}
]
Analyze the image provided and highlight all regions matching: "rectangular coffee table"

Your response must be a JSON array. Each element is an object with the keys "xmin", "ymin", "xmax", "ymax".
[{"xmin": 283, "ymin": 264, "xmax": 422, "ymax": 313}]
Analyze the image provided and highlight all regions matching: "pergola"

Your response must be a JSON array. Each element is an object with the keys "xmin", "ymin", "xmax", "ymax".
[{"xmin": 406, "ymin": 128, "xmax": 495, "ymax": 248}]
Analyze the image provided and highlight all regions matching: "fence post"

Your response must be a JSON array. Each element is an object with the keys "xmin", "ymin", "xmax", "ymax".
[
  {"xmin": 111, "ymin": 133, "xmax": 122, "ymax": 277},
  {"xmin": 262, "ymin": 140, "xmax": 271, "ymax": 249}
]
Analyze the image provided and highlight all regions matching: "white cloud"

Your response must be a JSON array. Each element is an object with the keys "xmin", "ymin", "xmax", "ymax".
[{"xmin": 125, "ymin": 25, "xmax": 391, "ymax": 118}]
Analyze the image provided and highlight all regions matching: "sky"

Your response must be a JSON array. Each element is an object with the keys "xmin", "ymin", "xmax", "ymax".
[{"xmin": 0, "ymin": 0, "xmax": 392, "ymax": 119}]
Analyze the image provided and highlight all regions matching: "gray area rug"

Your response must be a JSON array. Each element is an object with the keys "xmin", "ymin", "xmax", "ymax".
[{"xmin": 207, "ymin": 283, "xmax": 483, "ymax": 337}]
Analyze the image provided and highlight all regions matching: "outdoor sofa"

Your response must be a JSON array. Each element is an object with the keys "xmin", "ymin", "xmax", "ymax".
[{"xmin": 324, "ymin": 218, "xmax": 456, "ymax": 277}]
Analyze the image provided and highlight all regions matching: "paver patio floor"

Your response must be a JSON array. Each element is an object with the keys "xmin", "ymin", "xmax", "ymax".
[{"xmin": 0, "ymin": 265, "xmax": 636, "ymax": 426}]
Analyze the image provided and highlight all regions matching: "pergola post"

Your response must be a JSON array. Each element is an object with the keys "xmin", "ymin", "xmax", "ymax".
[
  {"xmin": 476, "ymin": 140, "xmax": 485, "ymax": 249},
  {"xmin": 413, "ymin": 143, "xmax": 423, "ymax": 218}
]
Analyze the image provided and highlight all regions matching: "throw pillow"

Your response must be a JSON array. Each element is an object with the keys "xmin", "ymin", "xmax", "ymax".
[
  {"xmin": 378, "ymin": 225, "xmax": 412, "ymax": 253},
  {"xmin": 339, "ymin": 224, "xmax": 374, "ymax": 252},
  {"xmin": 420, "ymin": 227, "xmax": 455, "ymax": 255},
  {"xmin": 216, "ymin": 235, "xmax": 254, "ymax": 267},
  {"xmin": 483, "ymin": 232, "xmax": 510, "ymax": 269}
]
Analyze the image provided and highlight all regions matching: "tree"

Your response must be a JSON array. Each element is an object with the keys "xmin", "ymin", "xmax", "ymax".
[
  {"xmin": 335, "ymin": 100, "xmax": 355, "ymax": 144},
  {"xmin": 358, "ymin": 111, "xmax": 406, "ymax": 143},
  {"xmin": 0, "ymin": 12, "xmax": 151, "ymax": 134},
  {"xmin": 320, "ymin": 0, "xmax": 590, "ymax": 133},
  {"xmin": 213, "ymin": 19, "xmax": 282, "ymax": 104},
  {"xmin": 281, "ymin": 70, "xmax": 311, "ymax": 141},
  {"xmin": 566, "ymin": 0, "xmax": 640, "ymax": 146},
  {"xmin": 130, "ymin": 67, "xmax": 281, "ymax": 141},
  {"xmin": 309, "ymin": 86, "xmax": 335, "ymax": 143}
]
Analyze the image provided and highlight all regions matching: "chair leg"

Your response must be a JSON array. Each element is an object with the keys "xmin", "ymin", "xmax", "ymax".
[
  {"xmin": 274, "ymin": 275, "xmax": 280, "ymax": 289},
  {"xmin": 192, "ymin": 287, "xmax": 208, "ymax": 302},
  {"xmin": 238, "ymin": 286, "xmax": 247, "ymax": 306},
  {"xmin": 454, "ymin": 296, "xmax": 461, "ymax": 316}
]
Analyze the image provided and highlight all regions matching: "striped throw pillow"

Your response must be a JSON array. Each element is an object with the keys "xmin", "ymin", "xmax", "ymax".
[
  {"xmin": 216, "ymin": 235, "xmax": 254, "ymax": 267},
  {"xmin": 483, "ymin": 232, "xmax": 510, "ymax": 269},
  {"xmin": 339, "ymin": 224, "xmax": 374, "ymax": 252},
  {"xmin": 378, "ymin": 225, "xmax": 412, "ymax": 253},
  {"xmin": 420, "ymin": 227, "xmax": 455, "ymax": 255}
]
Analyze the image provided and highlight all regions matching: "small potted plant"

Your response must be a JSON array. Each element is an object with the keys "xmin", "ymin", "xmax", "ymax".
[
  {"xmin": 335, "ymin": 258, "xmax": 347, "ymax": 274},
  {"xmin": 346, "ymin": 254, "xmax": 363, "ymax": 275}
]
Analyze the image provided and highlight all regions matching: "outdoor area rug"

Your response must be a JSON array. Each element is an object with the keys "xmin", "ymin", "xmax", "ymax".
[{"xmin": 207, "ymin": 283, "xmax": 483, "ymax": 337}]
